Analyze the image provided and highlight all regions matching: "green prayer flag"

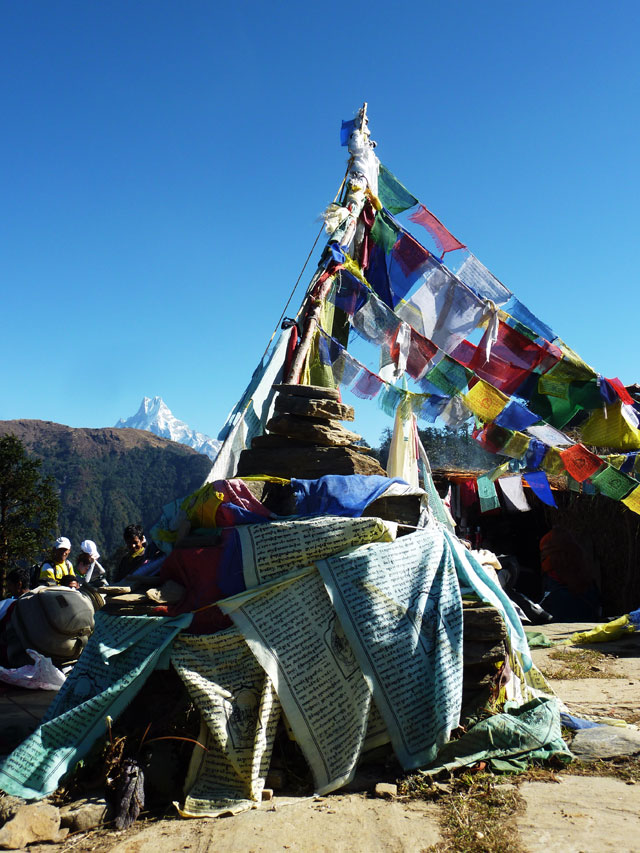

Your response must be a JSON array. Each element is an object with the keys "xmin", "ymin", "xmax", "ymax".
[
  {"xmin": 424, "ymin": 358, "xmax": 472, "ymax": 397},
  {"xmin": 378, "ymin": 163, "xmax": 419, "ymax": 214},
  {"xmin": 370, "ymin": 208, "xmax": 399, "ymax": 254},
  {"xmin": 590, "ymin": 465, "xmax": 636, "ymax": 501},
  {"xmin": 477, "ymin": 475, "xmax": 500, "ymax": 513}
]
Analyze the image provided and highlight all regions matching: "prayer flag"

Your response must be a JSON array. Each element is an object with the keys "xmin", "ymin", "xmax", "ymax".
[
  {"xmin": 477, "ymin": 475, "xmax": 501, "ymax": 512},
  {"xmin": 498, "ymin": 476, "xmax": 530, "ymax": 512},
  {"xmin": 560, "ymin": 444, "xmax": 602, "ymax": 482},
  {"xmin": 454, "ymin": 254, "xmax": 511, "ymax": 305},
  {"xmin": 502, "ymin": 431, "xmax": 531, "ymax": 460},
  {"xmin": 523, "ymin": 471, "xmax": 557, "ymax": 507},
  {"xmin": 377, "ymin": 163, "xmax": 418, "ymax": 214},
  {"xmin": 370, "ymin": 209, "xmax": 399, "ymax": 254},
  {"xmin": 495, "ymin": 401, "xmax": 539, "ymax": 432},
  {"xmin": 350, "ymin": 368, "xmax": 384, "ymax": 400},
  {"xmin": 408, "ymin": 204, "xmax": 466, "ymax": 256},
  {"xmin": 590, "ymin": 465, "xmax": 636, "ymax": 501},
  {"xmin": 541, "ymin": 447, "xmax": 565, "ymax": 476},
  {"xmin": 463, "ymin": 380, "xmax": 509, "ymax": 422},
  {"xmin": 621, "ymin": 484, "xmax": 640, "ymax": 515},
  {"xmin": 340, "ymin": 119, "xmax": 356, "ymax": 146}
]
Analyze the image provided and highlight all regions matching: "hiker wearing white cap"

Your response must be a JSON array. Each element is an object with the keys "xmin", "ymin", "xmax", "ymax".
[
  {"xmin": 76, "ymin": 540, "xmax": 107, "ymax": 588},
  {"xmin": 39, "ymin": 537, "xmax": 75, "ymax": 585}
]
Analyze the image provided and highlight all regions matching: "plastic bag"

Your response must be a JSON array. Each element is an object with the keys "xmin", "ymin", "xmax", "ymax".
[{"xmin": 0, "ymin": 648, "xmax": 66, "ymax": 690}]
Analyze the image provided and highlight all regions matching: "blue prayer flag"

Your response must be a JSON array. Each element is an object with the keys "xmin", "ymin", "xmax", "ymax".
[
  {"xmin": 340, "ymin": 119, "xmax": 356, "ymax": 146},
  {"xmin": 523, "ymin": 471, "xmax": 557, "ymax": 507}
]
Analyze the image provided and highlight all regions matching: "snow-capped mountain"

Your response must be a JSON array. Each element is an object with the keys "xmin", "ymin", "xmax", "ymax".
[{"xmin": 115, "ymin": 396, "xmax": 221, "ymax": 461}]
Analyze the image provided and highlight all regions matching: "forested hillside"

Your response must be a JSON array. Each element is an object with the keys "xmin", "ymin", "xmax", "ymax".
[
  {"xmin": 376, "ymin": 424, "xmax": 496, "ymax": 471},
  {"xmin": 0, "ymin": 420, "xmax": 212, "ymax": 571}
]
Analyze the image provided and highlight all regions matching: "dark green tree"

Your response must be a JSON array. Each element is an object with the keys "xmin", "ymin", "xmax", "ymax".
[{"xmin": 0, "ymin": 435, "xmax": 60, "ymax": 596}]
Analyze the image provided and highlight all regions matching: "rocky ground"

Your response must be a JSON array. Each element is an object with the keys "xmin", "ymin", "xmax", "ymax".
[{"xmin": 1, "ymin": 621, "xmax": 639, "ymax": 852}]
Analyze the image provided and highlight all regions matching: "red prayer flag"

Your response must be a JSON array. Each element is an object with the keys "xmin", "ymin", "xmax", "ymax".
[
  {"xmin": 404, "ymin": 329, "xmax": 438, "ymax": 380},
  {"xmin": 560, "ymin": 444, "xmax": 602, "ymax": 482},
  {"xmin": 408, "ymin": 204, "xmax": 466, "ymax": 256},
  {"xmin": 606, "ymin": 377, "xmax": 635, "ymax": 406}
]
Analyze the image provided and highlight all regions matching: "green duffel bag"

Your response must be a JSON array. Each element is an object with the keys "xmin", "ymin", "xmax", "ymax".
[{"xmin": 7, "ymin": 586, "xmax": 97, "ymax": 666}]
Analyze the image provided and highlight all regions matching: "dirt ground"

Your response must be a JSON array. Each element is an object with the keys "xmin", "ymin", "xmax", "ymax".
[{"xmin": 17, "ymin": 622, "xmax": 640, "ymax": 852}]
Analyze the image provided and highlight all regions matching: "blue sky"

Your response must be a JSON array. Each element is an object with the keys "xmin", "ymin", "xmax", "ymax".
[{"xmin": 2, "ymin": 0, "xmax": 640, "ymax": 448}]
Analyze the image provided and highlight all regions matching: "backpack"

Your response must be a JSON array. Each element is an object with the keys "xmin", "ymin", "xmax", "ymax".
[
  {"xmin": 36, "ymin": 558, "xmax": 73, "ymax": 586},
  {"xmin": 7, "ymin": 586, "xmax": 96, "ymax": 665}
]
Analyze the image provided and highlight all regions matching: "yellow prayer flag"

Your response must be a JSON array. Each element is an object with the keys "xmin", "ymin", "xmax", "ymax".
[
  {"xmin": 622, "ymin": 484, "xmax": 640, "ymax": 515},
  {"xmin": 463, "ymin": 380, "xmax": 508, "ymax": 422},
  {"xmin": 487, "ymin": 462, "xmax": 511, "ymax": 482},
  {"xmin": 606, "ymin": 455, "xmax": 626, "ymax": 470},
  {"xmin": 501, "ymin": 431, "xmax": 530, "ymax": 459},
  {"xmin": 541, "ymin": 447, "xmax": 565, "ymax": 476}
]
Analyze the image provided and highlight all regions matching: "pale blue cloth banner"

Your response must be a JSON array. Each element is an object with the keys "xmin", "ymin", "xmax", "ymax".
[{"xmin": 0, "ymin": 613, "xmax": 191, "ymax": 799}]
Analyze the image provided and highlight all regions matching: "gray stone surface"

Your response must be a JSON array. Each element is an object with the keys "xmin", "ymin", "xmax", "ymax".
[
  {"xmin": 518, "ymin": 776, "xmax": 640, "ymax": 852},
  {"xmin": 570, "ymin": 724, "xmax": 640, "ymax": 760}
]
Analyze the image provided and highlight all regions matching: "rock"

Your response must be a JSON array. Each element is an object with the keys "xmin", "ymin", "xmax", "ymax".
[
  {"xmin": 145, "ymin": 580, "xmax": 186, "ymax": 604},
  {"xmin": 363, "ymin": 495, "xmax": 423, "ymax": 526},
  {"xmin": 0, "ymin": 803, "xmax": 65, "ymax": 849},
  {"xmin": 374, "ymin": 783, "xmax": 398, "ymax": 799},
  {"xmin": 236, "ymin": 446, "xmax": 386, "ymax": 479},
  {"xmin": 251, "ymin": 434, "xmax": 323, "ymax": 449},
  {"xmin": 273, "ymin": 395, "xmax": 355, "ymax": 422},
  {"xmin": 60, "ymin": 797, "xmax": 112, "ymax": 833},
  {"xmin": 266, "ymin": 414, "xmax": 361, "ymax": 446},
  {"xmin": 272, "ymin": 383, "xmax": 341, "ymax": 401},
  {"xmin": 0, "ymin": 797, "xmax": 25, "ymax": 826},
  {"xmin": 570, "ymin": 725, "xmax": 640, "ymax": 760}
]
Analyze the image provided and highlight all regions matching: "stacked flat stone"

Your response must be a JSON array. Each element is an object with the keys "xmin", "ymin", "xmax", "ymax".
[{"xmin": 236, "ymin": 383, "xmax": 386, "ymax": 479}]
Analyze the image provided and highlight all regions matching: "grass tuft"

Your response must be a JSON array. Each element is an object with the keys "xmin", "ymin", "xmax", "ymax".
[{"xmin": 400, "ymin": 771, "xmax": 526, "ymax": 853}]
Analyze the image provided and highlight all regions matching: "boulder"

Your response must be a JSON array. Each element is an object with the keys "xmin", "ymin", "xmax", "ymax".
[
  {"xmin": 0, "ymin": 803, "xmax": 65, "ymax": 849},
  {"xmin": 266, "ymin": 414, "xmax": 361, "ymax": 446},
  {"xmin": 237, "ymin": 446, "xmax": 385, "ymax": 479},
  {"xmin": 59, "ymin": 797, "xmax": 112, "ymax": 833},
  {"xmin": 273, "ymin": 394, "xmax": 355, "ymax": 422},
  {"xmin": 272, "ymin": 383, "xmax": 341, "ymax": 401},
  {"xmin": 0, "ymin": 798, "xmax": 25, "ymax": 826}
]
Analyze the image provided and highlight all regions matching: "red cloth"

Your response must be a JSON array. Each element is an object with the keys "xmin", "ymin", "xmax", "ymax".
[
  {"xmin": 404, "ymin": 329, "xmax": 438, "ymax": 380},
  {"xmin": 452, "ymin": 322, "xmax": 561, "ymax": 396},
  {"xmin": 560, "ymin": 444, "xmax": 602, "ymax": 482},
  {"xmin": 158, "ymin": 544, "xmax": 232, "ymax": 634},
  {"xmin": 408, "ymin": 204, "xmax": 466, "ymax": 255},
  {"xmin": 606, "ymin": 377, "xmax": 635, "ymax": 406},
  {"xmin": 459, "ymin": 479, "xmax": 478, "ymax": 508},
  {"xmin": 214, "ymin": 479, "xmax": 274, "ymax": 527},
  {"xmin": 540, "ymin": 527, "xmax": 595, "ymax": 594},
  {"xmin": 359, "ymin": 200, "xmax": 376, "ymax": 270},
  {"xmin": 392, "ymin": 231, "xmax": 432, "ymax": 277},
  {"xmin": 284, "ymin": 325, "xmax": 299, "ymax": 379}
]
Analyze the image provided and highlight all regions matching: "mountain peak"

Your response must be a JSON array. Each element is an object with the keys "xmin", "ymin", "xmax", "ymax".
[{"xmin": 116, "ymin": 397, "xmax": 221, "ymax": 460}]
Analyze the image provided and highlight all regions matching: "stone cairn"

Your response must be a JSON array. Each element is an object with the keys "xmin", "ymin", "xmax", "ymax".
[{"xmin": 236, "ymin": 383, "xmax": 386, "ymax": 480}]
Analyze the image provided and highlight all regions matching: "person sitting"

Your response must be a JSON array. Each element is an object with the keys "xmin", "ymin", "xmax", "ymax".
[
  {"xmin": 76, "ymin": 540, "xmax": 107, "ymax": 588},
  {"xmin": 539, "ymin": 526, "xmax": 601, "ymax": 621},
  {"xmin": 39, "ymin": 537, "xmax": 75, "ymax": 585},
  {"xmin": 0, "ymin": 568, "xmax": 32, "ymax": 666},
  {"xmin": 58, "ymin": 575, "xmax": 80, "ymax": 590},
  {"xmin": 116, "ymin": 524, "xmax": 163, "ymax": 582}
]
